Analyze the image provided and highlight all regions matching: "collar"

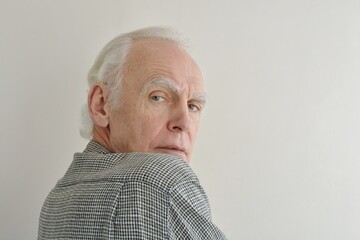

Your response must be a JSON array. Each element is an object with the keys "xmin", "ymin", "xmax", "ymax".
[{"xmin": 83, "ymin": 140, "xmax": 111, "ymax": 154}]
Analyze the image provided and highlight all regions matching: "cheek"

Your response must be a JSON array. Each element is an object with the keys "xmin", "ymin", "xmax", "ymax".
[
  {"xmin": 188, "ymin": 128, "xmax": 199, "ymax": 145},
  {"xmin": 146, "ymin": 118, "xmax": 173, "ymax": 146},
  {"xmin": 190, "ymin": 116, "xmax": 201, "ymax": 135},
  {"xmin": 132, "ymin": 108, "xmax": 168, "ymax": 143},
  {"xmin": 143, "ymin": 113, "xmax": 167, "ymax": 135}
]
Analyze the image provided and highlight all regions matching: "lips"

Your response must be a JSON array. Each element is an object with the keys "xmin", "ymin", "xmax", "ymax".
[{"xmin": 156, "ymin": 145, "xmax": 187, "ymax": 159}]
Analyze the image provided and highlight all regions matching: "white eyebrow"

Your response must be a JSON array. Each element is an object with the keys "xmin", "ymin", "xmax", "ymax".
[
  {"xmin": 142, "ymin": 77, "xmax": 207, "ymax": 107},
  {"xmin": 143, "ymin": 78, "xmax": 182, "ymax": 95},
  {"xmin": 192, "ymin": 92, "xmax": 207, "ymax": 107}
]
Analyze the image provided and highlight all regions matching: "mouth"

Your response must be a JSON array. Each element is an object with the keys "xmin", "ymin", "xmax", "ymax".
[{"xmin": 155, "ymin": 146, "xmax": 187, "ymax": 160}]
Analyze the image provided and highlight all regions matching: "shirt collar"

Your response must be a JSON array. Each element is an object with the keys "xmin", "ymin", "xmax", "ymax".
[{"xmin": 84, "ymin": 140, "xmax": 111, "ymax": 154}]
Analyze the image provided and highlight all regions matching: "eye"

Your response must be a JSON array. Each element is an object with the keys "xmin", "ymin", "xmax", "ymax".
[
  {"xmin": 150, "ymin": 91, "xmax": 168, "ymax": 102},
  {"xmin": 150, "ymin": 95, "xmax": 166, "ymax": 102},
  {"xmin": 188, "ymin": 103, "xmax": 201, "ymax": 112}
]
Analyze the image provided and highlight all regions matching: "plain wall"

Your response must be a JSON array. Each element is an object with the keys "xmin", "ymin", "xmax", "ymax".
[{"xmin": 1, "ymin": 0, "xmax": 360, "ymax": 239}]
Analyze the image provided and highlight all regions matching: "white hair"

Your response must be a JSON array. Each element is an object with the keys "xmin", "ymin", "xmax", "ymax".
[{"xmin": 80, "ymin": 26, "xmax": 189, "ymax": 139}]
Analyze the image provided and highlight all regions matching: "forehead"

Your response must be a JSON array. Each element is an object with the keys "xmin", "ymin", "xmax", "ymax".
[{"xmin": 124, "ymin": 38, "xmax": 204, "ymax": 91}]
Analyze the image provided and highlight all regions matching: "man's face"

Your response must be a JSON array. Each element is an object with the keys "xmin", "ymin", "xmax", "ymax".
[{"xmin": 106, "ymin": 39, "xmax": 205, "ymax": 163}]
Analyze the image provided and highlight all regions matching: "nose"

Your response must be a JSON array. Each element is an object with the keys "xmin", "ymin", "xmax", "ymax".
[{"xmin": 168, "ymin": 103, "xmax": 191, "ymax": 132}]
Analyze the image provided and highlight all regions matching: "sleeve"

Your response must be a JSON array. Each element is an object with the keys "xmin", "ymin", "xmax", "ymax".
[{"xmin": 167, "ymin": 179, "xmax": 227, "ymax": 240}]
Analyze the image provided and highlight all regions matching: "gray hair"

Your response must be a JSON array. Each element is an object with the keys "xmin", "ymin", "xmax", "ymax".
[{"xmin": 80, "ymin": 27, "xmax": 189, "ymax": 139}]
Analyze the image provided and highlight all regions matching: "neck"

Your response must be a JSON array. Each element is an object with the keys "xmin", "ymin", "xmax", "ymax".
[{"xmin": 92, "ymin": 126, "xmax": 113, "ymax": 152}]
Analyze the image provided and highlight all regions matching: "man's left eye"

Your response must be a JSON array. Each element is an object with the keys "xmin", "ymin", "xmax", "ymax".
[{"xmin": 188, "ymin": 104, "xmax": 200, "ymax": 112}]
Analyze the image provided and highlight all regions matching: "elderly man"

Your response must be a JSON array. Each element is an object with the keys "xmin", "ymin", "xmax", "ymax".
[{"xmin": 39, "ymin": 27, "xmax": 227, "ymax": 239}]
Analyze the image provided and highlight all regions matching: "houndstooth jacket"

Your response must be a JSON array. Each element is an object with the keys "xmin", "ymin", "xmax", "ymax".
[{"xmin": 38, "ymin": 140, "xmax": 227, "ymax": 239}]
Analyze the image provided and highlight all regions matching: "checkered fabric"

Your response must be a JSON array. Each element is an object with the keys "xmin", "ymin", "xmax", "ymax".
[{"xmin": 38, "ymin": 141, "xmax": 227, "ymax": 239}]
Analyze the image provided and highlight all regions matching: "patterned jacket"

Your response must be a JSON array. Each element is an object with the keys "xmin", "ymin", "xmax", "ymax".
[{"xmin": 38, "ymin": 140, "xmax": 227, "ymax": 239}]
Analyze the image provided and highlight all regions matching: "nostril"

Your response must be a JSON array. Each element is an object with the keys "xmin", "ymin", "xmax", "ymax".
[{"xmin": 172, "ymin": 126, "xmax": 182, "ymax": 131}]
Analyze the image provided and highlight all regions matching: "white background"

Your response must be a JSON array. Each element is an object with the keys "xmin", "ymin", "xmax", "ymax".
[{"xmin": 1, "ymin": 0, "xmax": 360, "ymax": 239}]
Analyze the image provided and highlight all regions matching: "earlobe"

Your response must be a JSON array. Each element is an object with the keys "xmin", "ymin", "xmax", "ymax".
[{"xmin": 88, "ymin": 84, "xmax": 109, "ymax": 128}]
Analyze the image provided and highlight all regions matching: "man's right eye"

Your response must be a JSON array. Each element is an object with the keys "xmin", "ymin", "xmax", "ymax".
[{"xmin": 151, "ymin": 95, "xmax": 165, "ymax": 102}]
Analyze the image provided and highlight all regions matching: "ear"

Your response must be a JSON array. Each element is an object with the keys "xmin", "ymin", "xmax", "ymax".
[{"xmin": 88, "ymin": 84, "xmax": 109, "ymax": 128}]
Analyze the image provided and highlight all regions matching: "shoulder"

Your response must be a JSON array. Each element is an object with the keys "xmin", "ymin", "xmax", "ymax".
[{"xmin": 104, "ymin": 152, "xmax": 200, "ymax": 192}]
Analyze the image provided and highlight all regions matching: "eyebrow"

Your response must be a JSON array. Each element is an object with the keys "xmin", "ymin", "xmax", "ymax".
[{"xmin": 142, "ymin": 77, "xmax": 207, "ymax": 107}]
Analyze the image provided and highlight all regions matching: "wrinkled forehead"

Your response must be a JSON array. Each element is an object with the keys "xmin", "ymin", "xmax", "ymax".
[{"xmin": 126, "ymin": 38, "xmax": 204, "ymax": 83}]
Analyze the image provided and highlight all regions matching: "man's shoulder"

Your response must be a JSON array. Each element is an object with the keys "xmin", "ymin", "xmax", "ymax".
[
  {"xmin": 62, "ymin": 150, "xmax": 200, "ymax": 193},
  {"xmin": 105, "ymin": 152, "xmax": 199, "ymax": 191}
]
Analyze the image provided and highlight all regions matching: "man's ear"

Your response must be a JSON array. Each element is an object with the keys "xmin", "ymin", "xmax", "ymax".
[{"xmin": 88, "ymin": 84, "xmax": 109, "ymax": 128}]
